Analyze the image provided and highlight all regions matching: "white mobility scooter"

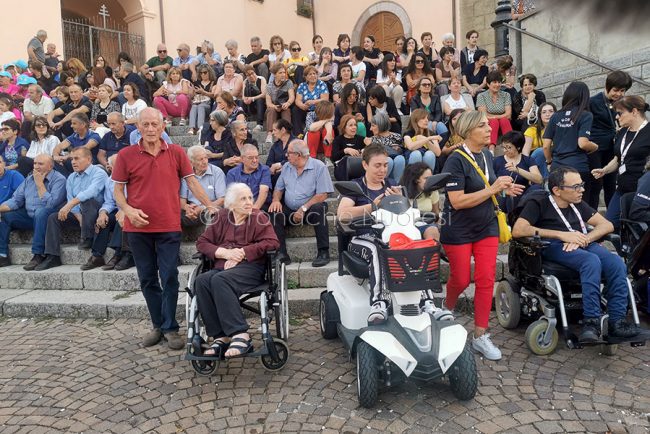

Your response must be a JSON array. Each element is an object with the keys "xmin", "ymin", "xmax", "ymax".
[{"xmin": 319, "ymin": 173, "xmax": 478, "ymax": 408}]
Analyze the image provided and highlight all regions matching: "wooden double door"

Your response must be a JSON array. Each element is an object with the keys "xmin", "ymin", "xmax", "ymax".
[{"xmin": 360, "ymin": 12, "xmax": 405, "ymax": 53}]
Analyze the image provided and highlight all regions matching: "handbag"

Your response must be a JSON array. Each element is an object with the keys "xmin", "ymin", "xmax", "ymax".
[{"xmin": 455, "ymin": 149, "xmax": 512, "ymax": 243}]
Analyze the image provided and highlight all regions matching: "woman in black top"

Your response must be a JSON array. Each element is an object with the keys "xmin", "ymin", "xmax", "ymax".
[
  {"xmin": 331, "ymin": 114, "xmax": 366, "ymax": 180},
  {"xmin": 366, "ymin": 86, "xmax": 401, "ymax": 134},
  {"xmin": 511, "ymin": 73, "xmax": 546, "ymax": 132},
  {"xmin": 189, "ymin": 64, "xmax": 217, "ymax": 135},
  {"xmin": 592, "ymin": 96, "xmax": 650, "ymax": 229},
  {"xmin": 362, "ymin": 35, "xmax": 383, "ymax": 87},
  {"xmin": 203, "ymin": 109, "xmax": 231, "ymax": 169},
  {"xmin": 333, "ymin": 83, "xmax": 366, "ymax": 136},
  {"xmin": 441, "ymin": 110, "xmax": 523, "ymax": 361},
  {"xmin": 265, "ymin": 118, "xmax": 294, "ymax": 185},
  {"xmin": 462, "ymin": 49, "xmax": 489, "ymax": 99},
  {"xmin": 222, "ymin": 120, "xmax": 258, "ymax": 173}
]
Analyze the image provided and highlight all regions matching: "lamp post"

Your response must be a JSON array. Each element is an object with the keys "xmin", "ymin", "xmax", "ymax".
[{"xmin": 491, "ymin": 0, "xmax": 512, "ymax": 57}]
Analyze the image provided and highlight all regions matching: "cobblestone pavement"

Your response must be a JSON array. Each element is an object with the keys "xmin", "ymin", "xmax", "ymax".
[{"xmin": 1, "ymin": 314, "xmax": 650, "ymax": 434}]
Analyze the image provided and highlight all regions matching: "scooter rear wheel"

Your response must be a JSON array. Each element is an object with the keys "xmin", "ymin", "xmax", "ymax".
[
  {"xmin": 319, "ymin": 291, "xmax": 339, "ymax": 339},
  {"xmin": 448, "ymin": 347, "xmax": 478, "ymax": 400},
  {"xmin": 356, "ymin": 341, "xmax": 379, "ymax": 408}
]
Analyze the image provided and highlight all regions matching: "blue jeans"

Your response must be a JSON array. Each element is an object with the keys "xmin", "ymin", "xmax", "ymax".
[
  {"xmin": 428, "ymin": 121, "xmax": 449, "ymax": 136},
  {"xmin": 387, "ymin": 155, "xmax": 406, "ymax": 184},
  {"xmin": 0, "ymin": 207, "xmax": 58, "ymax": 256},
  {"xmin": 531, "ymin": 148, "xmax": 547, "ymax": 179},
  {"xmin": 605, "ymin": 190, "xmax": 621, "ymax": 231},
  {"xmin": 542, "ymin": 241, "xmax": 629, "ymax": 320},
  {"xmin": 407, "ymin": 149, "xmax": 437, "ymax": 172},
  {"xmin": 128, "ymin": 231, "xmax": 182, "ymax": 333}
]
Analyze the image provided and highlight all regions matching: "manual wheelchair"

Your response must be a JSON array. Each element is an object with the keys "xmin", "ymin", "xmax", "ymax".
[{"xmin": 184, "ymin": 251, "xmax": 290, "ymax": 375}]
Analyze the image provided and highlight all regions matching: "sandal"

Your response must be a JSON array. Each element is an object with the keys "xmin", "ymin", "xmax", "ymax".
[
  {"xmin": 225, "ymin": 337, "xmax": 254, "ymax": 358},
  {"xmin": 204, "ymin": 338, "xmax": 229, "ymax": 357}
]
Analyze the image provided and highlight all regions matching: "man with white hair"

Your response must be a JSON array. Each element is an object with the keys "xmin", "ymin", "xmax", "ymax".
[
  {"xmin": 98, "ymin": 113, "xmax": 135, "ymax": 173},
  {"xmin": 180, "ymin": 145, "xmax": 226, "ymax": 227},
  {"xmin": 226, "ymin": 143, "xmax": 272, "ymax": 210},
  {"xmin": 141, "ymin": 43, "xmax": 173, "ymax": 85},
  {"xmin": 27, "ymin": 30, "xmax": 47, "ymax": 63},
  {"xmin": 112, "ymin": 107, "xmax": 214, "ymax": 350},
  {"xmin": 23, "ymin": 85, "xmax": 54, "ymax": 123},
  {"xmin": 194, "ymin": 40, "xmax": 223, "ymax": 76},
  {"xmin": 269, "ymin": 139, "xmax": 333, "ymax": 266},
  {"xmin": 439, "ymin": 33, "xmax": 460, "ymax": 63},
  {"xmin": 173, "ymin": 43, "xmax": 196, "ymax": 81}
]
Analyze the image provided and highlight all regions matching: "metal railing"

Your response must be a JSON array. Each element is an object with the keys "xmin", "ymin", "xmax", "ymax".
[
  {"xmin": 503, "ymin": 21, "xmax": 650, "ymax": 89},
  {"xmin": 62, "ymin": 19, "xmax": 145, "ymax": 69}
]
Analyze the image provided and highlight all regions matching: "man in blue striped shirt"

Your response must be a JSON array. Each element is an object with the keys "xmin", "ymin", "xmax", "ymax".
[
  {"xmin": 35, "ymin": 147, "xmax": 107, "ymax": 271},
  {"xmin": 0, "ymin": 154, "xmax": 66, "ymax": 268}
]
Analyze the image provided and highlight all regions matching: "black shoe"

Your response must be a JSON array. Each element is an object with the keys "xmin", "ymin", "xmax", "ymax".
[
  {"xmin": 114, "ymin": 252, "xmax": 135, "ymax": 271},
  {"xmin": 579, "ymin": 317, "xmax": 601, "ymax": 343},
  {"xmin": 34, "ymin": 255, "xmax": 62, "ymax": 271},
  {"xmin": 608, "ymin": 318, "xmax": 640, "ymax": 338},
  {"xmin": 23, "ymin": 254, "xmax": 44, "ymax": 271},
  {"xmin": 77, "ymin": 238, "xmax": 92, "ymax": 250},
  {"xmin": 80, "ymin": 255, "xmax": 105, "ymax": 271},
  {"xmin": 0, "ymin": 256, "xmax": 10, "ymax": 267},
  {"xmin": 311, "ymin": 250, "xmax": 330, "ymax": 268},
  {"xmin": 102, "ymin": 254, "xmax": 121, "ymax": 270},
  {"xmin": 276, "ymin": 252, "xmax": 292, "ymax": 266}
]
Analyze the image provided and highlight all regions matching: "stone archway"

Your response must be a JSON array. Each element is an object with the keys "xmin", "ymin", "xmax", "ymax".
[{"xmin": 352, "ymin": 1, "xmax": 412, "ymax": 52}]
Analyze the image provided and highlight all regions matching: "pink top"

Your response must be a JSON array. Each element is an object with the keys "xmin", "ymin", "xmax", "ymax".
[{"xmin": 0, "ymin": 84, "xmax": 20, "ymax": 97}]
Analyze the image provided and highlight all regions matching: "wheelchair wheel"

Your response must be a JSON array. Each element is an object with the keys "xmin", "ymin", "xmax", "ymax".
[
  {"xmin": 319, "ymin": 291, "xmax": 339, "ymax": 340},
  {"xmin": 525, "ymin": 320, "xmax": 559, "ymax": 356},
  {"xmin": 495, "ymin": 280, "xmax": 521, "ymax": 329},
  {"xmin": 191, "ymin": 359, "xmax": 218, "ymax": 376},
  {"xmin": 274, "ymin": 262, "xmax": 289, "ymax": 341},
  {"xmin": 260, "ymin": 338, "xmax": 290, "ymax": 371},
  {"xmin": 356, "ymin": 341, "xmax": 380, "ymax": 408},
  {"xmin": 601, "ymin": 344, "xmax": 618, "ymax": 356}
]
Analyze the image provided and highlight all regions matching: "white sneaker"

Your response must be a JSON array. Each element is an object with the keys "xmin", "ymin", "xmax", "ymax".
[
  {"xmin": 422, "ymin": 300, "xmax": 454, "ymax": 320},
  {"xmin": 179, "ymin": 118, "xmax": 187, "ymax": 126},
  {"xmin": 368, "ymin": 301, "xmax": 388, "ymax": 325},
  {"xmin": 472, "ymin": 333, "xmax": 502, "ymax": 361},
  {"xmin": 422, "ymin": 299, "xmax": 437, "ymax": 315}
]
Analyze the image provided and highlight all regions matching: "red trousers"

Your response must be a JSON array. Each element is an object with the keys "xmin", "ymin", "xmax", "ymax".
[
  {"xmin": 307, "ymin": 129, "xmax": 332, "ymax": 158},
  {"xmin": 488, "ymin": 117, "xmax": 512, "ymax": 146},
  {"xmin": 443, "ymin": 236, "xmax": 498, "ymax": 328}
]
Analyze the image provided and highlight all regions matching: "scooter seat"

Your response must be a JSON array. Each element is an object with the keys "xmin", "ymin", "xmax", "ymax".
[
  {"xmin": 542, "ymin": 261, "xmax": 580, "ymax": 281},
  {"xmin": 342, "ymin": 251, "xmax": 370, "ymax": 279}
]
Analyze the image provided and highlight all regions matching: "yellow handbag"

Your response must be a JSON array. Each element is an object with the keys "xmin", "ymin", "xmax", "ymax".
[{"xmin": 455, "ymin": 150, "xmax": 512, "ymax": 243}]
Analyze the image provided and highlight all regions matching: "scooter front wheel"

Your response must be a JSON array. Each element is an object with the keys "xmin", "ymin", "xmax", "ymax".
[
  {"xmin": 448, "ymin": 347, "xmax": 478, "ymax": 400},
  {"xmin": 356, "ymin": 341, "xmax": 379, "ymax": 408}
]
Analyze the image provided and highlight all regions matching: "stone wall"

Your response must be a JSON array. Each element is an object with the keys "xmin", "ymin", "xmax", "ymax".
[
  {"xmin": 509, "ymin": 7, "xmax": 650, "ymax": 105},
  {"xmin": 459, "ymin": 0, "xmax": 496, "ymax": 58}
]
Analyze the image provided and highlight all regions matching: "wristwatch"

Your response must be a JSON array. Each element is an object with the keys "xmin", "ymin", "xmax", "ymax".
[{"xmin": 301, "ymin": 206, "xmax": 308, "ymax": 212}]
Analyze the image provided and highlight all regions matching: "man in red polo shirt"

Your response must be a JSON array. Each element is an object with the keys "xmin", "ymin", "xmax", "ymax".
[{"xmin": 112, "ymin": 107, "xmax": 213, "ymax": 350}]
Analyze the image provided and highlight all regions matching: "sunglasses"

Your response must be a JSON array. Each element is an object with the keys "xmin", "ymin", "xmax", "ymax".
[
  {"xmin": 34, "ymin": 123, "xmax": 47, "ymax": 127},
  {"xmin": 415, "ymin": 60, "xmax": 425, "ymax": 64},
  {"xmin": 273, "ymin": 42, "xmax": 282, "ymax": 46},
  {"xmin": 158, "ymin": 50, "xmax": 167, "ymax": 54},
  {"xmin": 291, "ymin": 47, "xmax": 301, "ymax": 52},
  {"xmin": 420, "ymin": 83, "xmax": 432, "ymax": 87}
]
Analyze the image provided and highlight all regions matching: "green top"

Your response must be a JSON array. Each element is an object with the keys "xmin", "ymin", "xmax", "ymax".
[{"xmin": 146, "ymin": 56, "xmax": 173, "ymax": 68}]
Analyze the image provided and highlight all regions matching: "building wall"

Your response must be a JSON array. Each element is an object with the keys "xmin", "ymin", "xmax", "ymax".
[
  {"xmin": 459, "ymin": 0, "xmax": 496, "ymax": 58},
  {"xmin": 0, "ymin": 0, "xmax": 456, "ymax": 68}
]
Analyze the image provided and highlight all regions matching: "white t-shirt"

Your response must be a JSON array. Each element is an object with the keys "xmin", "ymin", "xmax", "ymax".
[
  {"xmin": 269, "ymin": 50, "xmax": 290, "ymax": 64},
  {"xmin": 350, "ymin": 61, "xmax": 366, "ymax": 80},
  {"xmin": 27, "ymin": 135, "xmax": 60, "ymax": 158},
  {"xmin": 444, "ymin": 94, "xmax": 468, "ymax": 110},
  {"xmin": 121, "ymin": 99, "xmax": 147, "ymax": 121},
  {"xmin": 375, "ymin": 70, "xmax": 402, "ymax": 86}
]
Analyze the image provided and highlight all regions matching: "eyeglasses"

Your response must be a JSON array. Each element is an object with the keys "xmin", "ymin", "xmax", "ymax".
[
  {"xmin": 560, "ymin": 183, "xmax": 586, "ymax": 191},
  {"xmin": 502, "ymin": 145, "xmax": 515, "ymax": 151},
  {"xmin": 420, "ymin": 83, "xmax": 432, "ymax": 87},
  {"xmin": 291, "ymin": 47, "xmax": 301, "ymax": 52},
  {"xmin": 244, "ymin": 156, "xmax": 259, "ymax": 160},
  {"xmin": 273, "ymin": 42, "xmax": 282, "ymax": 46},
  {"xmin": 615, "ymin": 111, "xmax": 625, "ymax": 116},
  {"xmin": 285, "ymin": 151, "xmax": 300, "ymax": 156},
  {"xmin": 157, "ymin": 50, "xmax": 167, "ymax": 53}
]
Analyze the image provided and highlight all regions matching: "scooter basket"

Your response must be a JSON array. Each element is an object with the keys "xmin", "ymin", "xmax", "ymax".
[{"xmin": 378, "ymin": 241, "xmax": 441, "ymax": 293}]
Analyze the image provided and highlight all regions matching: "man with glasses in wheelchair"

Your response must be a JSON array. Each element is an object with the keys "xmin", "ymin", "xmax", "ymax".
[{"xmin": 512, "ymin": 166, "xmax": 640, "ymax": 342}]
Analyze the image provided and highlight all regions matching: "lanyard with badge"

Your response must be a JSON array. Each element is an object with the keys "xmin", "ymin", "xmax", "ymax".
[
  {"xmin": 619, "ymin": 120, "xmax": 648, "ymax": 175},
  {"xmin": 462, "ymin": 144, "xmax": 489, "ymax": 178},
  {"xmin": 548, "ymin": 195, "xmax": 587, "ymax": 235}
]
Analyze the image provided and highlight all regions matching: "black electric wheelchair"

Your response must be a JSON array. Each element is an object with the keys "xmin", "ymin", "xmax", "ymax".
[
  {"xmin": 619, "ymin": 192, "xmax": 650, "ymax": 314},
  {"xmin": 184, "ymin": 251, "xmax": 290, "ymax": 376},
  {"xmin": 494, "ymin": 190, "xmax": 650, "ymax": 356}
]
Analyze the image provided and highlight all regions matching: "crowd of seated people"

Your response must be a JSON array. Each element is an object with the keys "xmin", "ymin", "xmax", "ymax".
[{"xmin": 5, "ymin": 27, "xmax": 649, "ymax": 360}]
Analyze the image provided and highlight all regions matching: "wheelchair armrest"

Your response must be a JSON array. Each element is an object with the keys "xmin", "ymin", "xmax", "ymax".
[
  {"xmin": 620, "ymin": 218, "xmax": 649, "ymax": 232},
  {"xmin": 513, "ymin": 236, "xmax": 550, "ymax": 249},
  {"xmin": 600, "ymin": 233, "xmax": 622, "ymax": 255}
]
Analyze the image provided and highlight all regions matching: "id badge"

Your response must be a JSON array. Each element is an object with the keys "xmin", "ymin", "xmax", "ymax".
[{"xmin": 619, "ymin": 164, "xmax": 626, "ymax": 175}]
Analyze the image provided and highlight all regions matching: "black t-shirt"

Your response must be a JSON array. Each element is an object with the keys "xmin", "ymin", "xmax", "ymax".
[
  {"xmin": 61, "ymin": 97, "xmax": 93, "ymax": 116},
  {"xmin": 440, "ymin": 149, "xmax": 498, "ymax": 244},
  {"xmin": 613, "ymin": 125, "xmax": 650, "ymax": 194},
  {"xmin": 543, "ymin": 110, "xmax": 593, "ymax": 173},
  {"xmin": 417, "ymin": 48, "xmax": 438, "ymax": 69},
  {"xmin": 630, "ymin": 171, "xmax": 650, "ymax": 222},
  {"xmin": 363, "ymin": 48, "xmax": 381, "ymax": 82},
  {"xmin": 518, "ymin": 195, "xmax": 596, "ymax": 236},
  {"xmin": 343, "ymin": 176, "xmax": 397, "ymax": 207},
  {"xmin": 462, "ymin": 63, "xmax": 488, "ymax": 86},
  {"xmin": 331, "ymin": 134, "xmax": 366, "ymax": 164},
  {"xmin": 589, "ymin": 92, "xmax": 617, "ymax": 150},
  {"xmin": 246, "ymin": 50, "xmax": 270, "ymax": 68}
]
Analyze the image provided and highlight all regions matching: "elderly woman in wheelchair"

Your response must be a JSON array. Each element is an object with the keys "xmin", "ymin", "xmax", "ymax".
[
  {"xmin": 194, "ymin": 183, "xmax": 280, "ymax": 358},
  {"xmin": 511, "ymin": 167, "xmax": 640, "ymax": 345}
]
